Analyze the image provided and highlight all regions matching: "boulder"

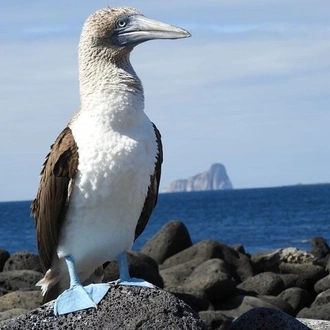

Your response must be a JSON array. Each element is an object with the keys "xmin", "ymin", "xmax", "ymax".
[
  {"xmin": 0, "ymin": 286, "xmax": 207, "ymax": 329},
  {"xmin": 0, "ymin": 291, "xmax": 42, "ymax": 312},
  {"xmin": 199, "ymin": 311, "xmax": 232, "ymax": 330},
  {"xmin": 237, "ymin": 272, "xmax": 285, "ymax": 296},
  {"xmin": 309, "ymin": 237, "xmax": 330, "ymax": 267},
  {"xmin": 251, "ymin": 249, "xmax": 281, "ymax": 274},
  {"xmin": 141, "ymin": 220, "xmax": 193, "ymax": 264},
  {"xmin": 3, "ymin": 252, "xmax": 42, "ymax": 273},
  {"xmin": 160, "ymin": 259, "xmax": 201, "ymax": 288},
  {"xmin": 278, "ymin": 274, "xmax": 309, "ymax": 291},
  {"xmin": 182, "ymin": 259, "xmax": 236, "ymax": 303},
  {"xmin": 0, "ymin": 270, "xmax": 43, "ymax": 292},
  {"xmin": 230, "ymin": 307, "xmax": 311, "ymax": 330},
  {"xmin": 251, "ymin": 248, "xmax": 315, "ymax": 275},
  {"xmin": 277, "ymin": 287, "xmax": 314, "ymax": 315},
  {"xmin": 258, "ymin": 295, "xmax": 294, "ymax": 315},
  {"xmin": 310, "ymin": 288, "xmax": 330, "ymax": 307},
  {"xmin": 296, "ymin": 288, "xmax": 330, "ymax": 321},
  {"xmin": 103, "ymin": 251, "xmax": 163, "ymax": 288},
  {"xmin": 167, "ymin": 287, "xmax": 211, "ymax": 312},
  {"xmin": 314, "ymin": 274, "xmax": 330, "ymax": 294},
  {"xmin": 297, "ymin": 305, "xmax": 330, "ymax": 321},
  {"xmin": 279, "ymin": 263, "xmax": 327, "ymax": 283},
  {"xmin": 215, "ymin": 295, "xmax": 279, "ymax": 318},
  {"xmin": 161, "ymin": 240, "xmax": 253, "ymax": 283},
  {"xmin": 0, "ymin": 250, "xmax": 10, "ymax": 272},
  {"xmin": 0, "ymin": 308, "xmax": 29, "ymax": 322},
  {"xmin": 232, "ymin": 244, "xmax": 245, "ymax": 254}
]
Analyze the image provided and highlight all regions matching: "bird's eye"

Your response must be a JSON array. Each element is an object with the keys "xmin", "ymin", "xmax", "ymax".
[{"xmin": 116, "ymin": 19, "xmax": 127, "ymax": 28}]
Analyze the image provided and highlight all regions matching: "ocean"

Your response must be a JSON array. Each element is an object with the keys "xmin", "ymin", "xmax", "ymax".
[{"xmin": 1, "ymin": 184, "xmax": 330, "ymax": 255}]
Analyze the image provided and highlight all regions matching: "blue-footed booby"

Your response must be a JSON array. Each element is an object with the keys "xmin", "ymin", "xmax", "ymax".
[{"xmin": 31, "ymin": 7, "xmax": 190, "ymax": 315}]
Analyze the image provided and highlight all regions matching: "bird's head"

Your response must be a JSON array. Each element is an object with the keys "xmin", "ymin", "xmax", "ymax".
[{"xmin": 80, "ymin": 7, "xmax": 191, "ymax": 56}]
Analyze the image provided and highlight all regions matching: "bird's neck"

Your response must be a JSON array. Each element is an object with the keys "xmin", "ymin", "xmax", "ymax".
[{"xmin": 78, "ymin": 49, "xmax": 145, "ymax": 125}]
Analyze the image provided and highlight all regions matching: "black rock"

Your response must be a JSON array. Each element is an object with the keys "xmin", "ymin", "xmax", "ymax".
[
  {"xmin": 0, "ymin": 250, "xmax": 10, "ymax": 272},
  {"xmin": 277, "ymin": 287, "xmax": 314, "ymax": 315},
  {"xmin": 232, "ymin": 245, "xmax": 245, "ymax": 254},
  {"xmin": 314, "ymin": 274, "xmax": 330, "ymax": 294},
  {"xmin": 310, "ymin": 287, "xmax": 330, "ymax": 306},
  {"xmin": 251, "ymin": 250, "xmax": 281, "ymax": 274},
  {"xmin": 199, "ymin": 311, "xmax": 232, "ymax": 330},
  {"xmin": 141, "ymin": 220, "xmax": 193, "ymax": 264},
  {"xmin": 278, "ymin": 274, "xmax": 309, "ymax": 291},
  {"xmin": 160, "ymin": 259, "xmax": 201, "ymax": 289},
  {"xmin": 279, "ymin": 262, "xmax": 327, "ymax": 284},
  {"xmin": 230, "ymin": 307, "xmax": 311, "ymax": 330},
  {"xmin": 237, "ymin": 272, "xmax": 285, "ymax": 296},
  {"xmin": 257, "ymin": 295, "xmax": 294, "ymax": 315},
  {"xmin": 3, "ymin": 252, "xmax": 42, "ymax": 273},
  {"xmin": 0, "ymin": 286, "xmax": 207, "ymax": 329},
  {"xmin": 215, "ymin": 295, "xmax": 279, "ymax": 318},
  {"xmin": 168, "ymin": 287, "xmax": 212, "ymax": 312},
  {"xmin": 161, "ymin": 240, "xmax": 253, "ymax": 283},
  {"xmin": 0, "ymin": 270, "xmax": 43, "ymax": 292},
  {"xmin": 310, "ymin": 237, "xmax": 330, "ymax": 263},
  {"xmin": 182, "ymin": 259, "xmax": 236, "ymax": 304},
  {"xmin": 0, "ymin": 291, "xmax": 42, "ymax": 313},
  {"xmin": 103, "ymin": 251, "xmax": 163, "ymax": 288},
  {"xmin": 297, "ymin": 304, "xmax": 330, "ymax": 321}
]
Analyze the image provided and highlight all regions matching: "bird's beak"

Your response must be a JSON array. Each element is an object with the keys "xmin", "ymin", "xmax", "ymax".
[{"xmin": 112, "ymin": 15, "xmax": 191, "ymax": 46}]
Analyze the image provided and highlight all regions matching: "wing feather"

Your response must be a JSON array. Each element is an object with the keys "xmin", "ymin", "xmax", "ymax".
[
  {"xmin": 31, "ymin": 127, "xmax": 78, "ymax": 273},
  {"xmin": 134, "ymin": 123, "xmax": 163, "ymax": 239}
]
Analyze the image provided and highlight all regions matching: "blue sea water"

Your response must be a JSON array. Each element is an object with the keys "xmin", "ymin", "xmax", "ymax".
[{"xmin": 0, "ymin": 184, "xmax": 330, "ymax": 255}]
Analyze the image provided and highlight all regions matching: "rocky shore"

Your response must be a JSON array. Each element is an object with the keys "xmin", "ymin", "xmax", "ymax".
[{"xmin": 1, "ymin": 220, "xmax": 330, "ymax": 329}]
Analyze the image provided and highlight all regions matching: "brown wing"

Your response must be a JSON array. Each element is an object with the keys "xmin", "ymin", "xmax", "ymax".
[
  {"xmin": 134, "ymin": 123, "xmax": 163, "ymax": 239},
  {"xmin": 31, "ymin": 127, "xmax": 78, "ymax": 273}
]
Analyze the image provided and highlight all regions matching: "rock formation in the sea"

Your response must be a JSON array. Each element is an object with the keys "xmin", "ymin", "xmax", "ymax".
[{"xmin": 163, "ymin": 163, "xmax": 233, "ymax": 193}]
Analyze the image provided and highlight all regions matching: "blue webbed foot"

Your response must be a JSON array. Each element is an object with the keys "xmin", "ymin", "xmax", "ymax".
[
  {"xmin": 116, "ymin": 277, "xmax": 154, "ymax": 288},
  {"xmin": 54, "ymin": 255, "xmax": 110, "ymax": 315},
  {"xmin": 111, "ymin": 252, "xmax": 154, "ymax": 288},
  {"xmin": 54, "ymin": 283, "xmax": 110, "ymax": 315}
]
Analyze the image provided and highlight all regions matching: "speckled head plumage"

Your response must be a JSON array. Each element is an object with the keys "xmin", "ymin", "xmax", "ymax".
[
  {"xmin": 79, "ymin": 7, "xmax": 190, "ymax": 53},
  {"xmin": 80, "ymin": 7, "xmax": 141, "ymax": 49}
]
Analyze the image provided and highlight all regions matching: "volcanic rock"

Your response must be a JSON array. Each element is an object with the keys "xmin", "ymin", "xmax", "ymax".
[
  {"xmin": 182, "ymin": 259, "xmax": 236, "ymax": 303},
  {"xmin": 0, "ymin": 250, "xmax": 10, "ymax": 272},
  {"xmin": 0, "ymin": 270, "xmax": 43, "ymax": 292},
  {"xmin": 237, "ymin": 272, "xmax": 285, "ymax": 296},
  {"xmin": 0, "ymin": 290, "xmax": 42, "ymax": 312},
  {"xmin": 0, "ymin": 286, "xmax": 207, "ymax": 329},
  {"xmin": 314, "ymin": 275, "xmax": 330, "ymax": 294},
  {"xmin": 161, "ymin": 240, "xmax": 253, "ymax": 283},
  {"xmin": 215, "ymin": 295, "xmax": 279, "ymax": 318},
  {"xmin": 3, "ymin": 251, "xmax": 42, "ymax": 273},
  {"xmin": 277, "ymin": 287, "xmax": 314, "ymax": 315},
  {"xmin": 279, "ymin": 263, "xmax": 327, "ymax": 283},
  {"xmin": 230, "ymin": 307, "xmax": 311, "ymax": 330},
  {"xmin": 199, "ymin": 311, "xmax": 232, "ymax": 330},
  {"xmin": 310, "ymin": 237, "xmax": 330, "ymax": 267},
  {"xmin": 141, "ymin": 220, "xmax": 193, "ymax": 264}
]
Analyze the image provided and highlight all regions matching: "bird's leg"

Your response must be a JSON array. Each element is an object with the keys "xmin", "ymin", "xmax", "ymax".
[
  {"xmin": 113, "ymin": 251, "xmax": 154, "ymax": 288},
  {"xmin": 54, "ymin": 255, "xmax": 109, "ymax": 315}
]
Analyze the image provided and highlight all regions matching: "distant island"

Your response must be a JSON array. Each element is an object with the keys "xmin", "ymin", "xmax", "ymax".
[{"xmin": 162, "ymin": 163, "xmax": 233, "ymax": 193}]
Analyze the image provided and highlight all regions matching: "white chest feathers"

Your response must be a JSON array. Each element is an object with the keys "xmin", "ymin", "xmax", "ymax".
[
  {"xmin": 69, "ymin": 91, "xmax": 158, "ymax": 206},
  {"xmin": 57, "ymin": 91, "xmax": 158, "ymax": 264}
]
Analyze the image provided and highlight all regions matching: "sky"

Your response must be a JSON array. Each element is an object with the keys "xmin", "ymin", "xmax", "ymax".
[{"xmin": 1, "ymin": 0, "xmax": 330, "ymax": 201}]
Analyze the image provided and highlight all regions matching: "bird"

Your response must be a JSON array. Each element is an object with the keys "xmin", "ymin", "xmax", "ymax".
[{"xmin": 31, "ymin": 7, "xmax": 190, "ymax": 316}]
